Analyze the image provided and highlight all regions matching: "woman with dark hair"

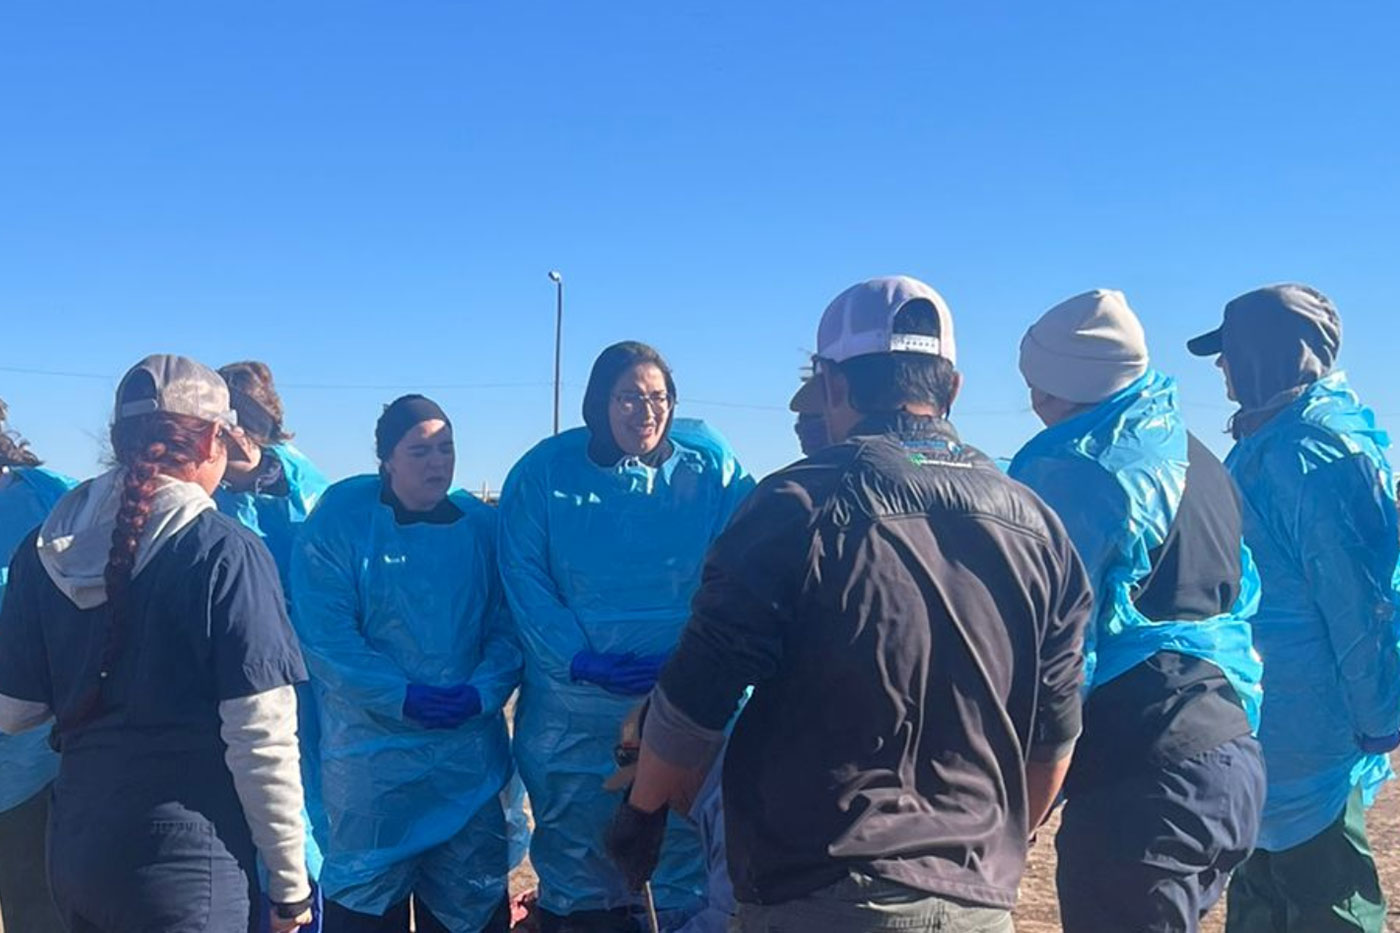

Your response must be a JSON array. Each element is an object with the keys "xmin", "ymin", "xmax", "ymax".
[
  {"xmin": 0, "ymin": 356, "xmax": 313, "ymax": 932},
  {"xmin": 0, "ymin": 399, "xmax": 74, "ymax": 933},
  {"xmin": 214, "ymin": 361, "xmax": 332, "ymax": 931},
  {"xmin": 499, "ymin": 342, "xmax": 753, "ymax": 932},
  {"xmin": 216, "ymin": 361, "xmax": 329, "ymax": 577},
  {"xmin": 290, "ymin": 395, "xmax": 520, "ymax": 932}
]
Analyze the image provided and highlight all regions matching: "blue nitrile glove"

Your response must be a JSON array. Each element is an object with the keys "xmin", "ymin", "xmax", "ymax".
[
  {"xmin": 437, "ymin": 684, "xmax": 482, "ymax": 722},
  {"xmin": 626, "ymin": 652, "xmax": 669, "ymax": 693},
  {"xmin": 403, "ymin": 684, "xmax": 482, "ymax": 729},
  {"xmin": 1358, "ymin": 732, "xmax": 1400, "ymax": 755},
  {"xmin": 570, "ymin": 651, "xmax": 669, "ymax": 696}
]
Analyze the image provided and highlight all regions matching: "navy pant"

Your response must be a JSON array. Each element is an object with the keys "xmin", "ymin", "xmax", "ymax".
[
  {"xmin": 0, "ymin": 785, "xmax": 65, "ymax": 933},
  {"xmin": 1056, "ymin": 734, "xmax": 1266, "ymax": 933},
  {"xmin": 323, "ymin": 896, "xmax": 509, "ymax": 932},
  {"xmin": 47, "ymin": 766, "xmax": 259, "ymax": 933},
  {"xmin": 52, "ymin": 817, "xmax": 257, "ymax": 933}
]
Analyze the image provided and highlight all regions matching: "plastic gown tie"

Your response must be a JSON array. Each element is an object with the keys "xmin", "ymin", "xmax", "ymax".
[
  {"xmin": 1010, "ymin": 371, "xmax": 1263, "ymax": 727},
  {"xmin": 499, "ymin": 419, "xmax": 754, "ymax": 918},
  {"xmin": 289, "ymin": 476, "xmax": 521, "ymax": 929}
]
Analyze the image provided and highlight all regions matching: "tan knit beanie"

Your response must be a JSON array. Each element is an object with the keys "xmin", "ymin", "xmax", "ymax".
[{"xmin": 1018, "ymin": 289, "xmax": 1149, "ymax": 404}]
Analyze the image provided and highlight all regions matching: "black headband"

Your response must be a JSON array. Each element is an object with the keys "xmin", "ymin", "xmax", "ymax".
[
  {"xmin": 229, "ymin": 386, "xmax": 280, "ymax": 443},
  {"xmin": 376, "ymin": 395, "xmax": 450, "ymax": 461}
]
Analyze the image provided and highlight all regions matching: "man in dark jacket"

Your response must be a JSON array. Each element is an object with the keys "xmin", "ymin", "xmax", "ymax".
[{"xmin": 609, "ymin": 276, "xmax": 1094, "ymax": 932}]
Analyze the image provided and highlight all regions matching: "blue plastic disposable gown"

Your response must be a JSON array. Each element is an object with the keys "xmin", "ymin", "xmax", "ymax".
[
  {"xmin": 215, "ymin": 444, "xmax": 328, "ymax": 591},
  {"xmin": 215, "ymin": 444, "xmax": 331, "ymax": 881},
  {"xmin": 0, "ymin": 467, "xmax": 74, "ymax": 813},
  {"xmin": 1010, "ymin": 371, "xmax": 1263, "ymax": 725},
  {"xmin": 1225, "ymin": 371, "xmax": 1400, "ymax": 851},
  {"xmin": 289, "ymin": 476, "xmax": 521, "ymax": 928},
  {"xmin": 499, "ymin": 420, "xmax": 753, "ymax": 919},
  {"xmin": 673, "ymin": 746, "xmax": 736, "ymax": 933}
]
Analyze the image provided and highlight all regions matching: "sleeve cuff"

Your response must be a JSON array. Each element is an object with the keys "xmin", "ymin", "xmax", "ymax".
[
  {"xmin": 642, "ymin": 684, "xmax": 727, "ymax": 771},
  {"xmin": 0, "ymin": 693, "xmax": 52, "ymax": 735},
  {"xmin": 1028, "ymin": 735, "xmax": 1078, "ymax": 763}
]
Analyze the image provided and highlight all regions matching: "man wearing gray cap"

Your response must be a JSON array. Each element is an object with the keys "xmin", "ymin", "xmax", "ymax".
[
  {"xmin": 1011, "ymin": 290, "xmax": 1265, "ymax": 932},
  {"xmin": 607, "ymin": 276, "xmax": 1093, "ymax": 931},
  {"xmin": 1190, "ymin": 285, "xmax": 1400, "ymax": 933}
]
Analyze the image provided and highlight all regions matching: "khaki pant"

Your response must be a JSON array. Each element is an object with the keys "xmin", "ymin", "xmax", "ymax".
[{"xmin": 0, "ymin": 784, "xmax": 64, "ymax": 933}]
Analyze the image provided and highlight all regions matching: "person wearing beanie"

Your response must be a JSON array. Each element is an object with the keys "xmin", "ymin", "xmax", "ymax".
[
  {"xmin": 498, "ymin": 343, "xmax": 754, "ymax": 932},
  {"xmin": 289, "ymin": 394, "xmax": 521, "ymax": 932},
  {"xmin": 1191, "ymin": 286, "xmax": 1400, "ymax": 933},
  {"xmin": 1010, "ymin": 290, "xmax": 1265, "ymax": 933}
]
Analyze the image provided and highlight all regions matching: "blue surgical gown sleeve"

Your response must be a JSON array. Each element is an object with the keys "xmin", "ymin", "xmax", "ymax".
[
  {"xmin": 712, "ymin": 454, "xmax": 756, "ymax": 540},
  {"xmin": 290, "ymin": 513, "xmax": 410, "ymax": 723},
  {"xmin": 497, "ymin": 458, "xmax": 591, "ymax": 682},
  {"xmin": 467, "ymin": 512, "xmax": 524, "ymax": 716},
  {"xmin": 1297, "ymin": 455, "xmax": 1400, "ymax": 741}
]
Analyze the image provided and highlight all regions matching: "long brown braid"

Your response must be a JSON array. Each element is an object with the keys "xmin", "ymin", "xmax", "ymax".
[{"xmin": 57, "ymin": 412, "xmax": 212, "ymax": 740}]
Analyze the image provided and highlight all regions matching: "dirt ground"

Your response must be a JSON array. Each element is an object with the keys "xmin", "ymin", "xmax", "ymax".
[{"xmin": 510, "ymin": 754, "xmax": 1400, "ymax": 932}]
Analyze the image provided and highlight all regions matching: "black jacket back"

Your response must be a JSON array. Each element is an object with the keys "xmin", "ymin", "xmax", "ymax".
[{"xmin": 661, "ymin": 415, "xmax": 1092, "ymax": 907}]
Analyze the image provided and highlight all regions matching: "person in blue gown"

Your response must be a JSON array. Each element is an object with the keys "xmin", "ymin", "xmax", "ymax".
[
  {"xmin": 291, "ymin": 394, "xmax": 520, "ymax": 933},
  {"xmin": 1190, "ymin": 285, "xmax": 1400, "ymax": 933},
  {"xmin": 1010, "ymin": 291, "xmax": 1264, "ymax": 932},
  {"xmin": 213, "ymin": 362, "xmax": 332, "ymax": 930},
  {"xmin": 0, "ymin": 400, "xmax": 74, "ymax": 933},
  {"xmin": 499, "ymin": 342, "xmax": 754, "ymax": 932}
]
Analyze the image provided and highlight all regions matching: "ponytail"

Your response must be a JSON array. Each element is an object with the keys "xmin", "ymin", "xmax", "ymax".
[
  {"xmin": 104, "ymin": 413, "xmax": 209, "ymax": 604},
  {"xmin": 56, "ymin": 412, "xmax": 211, "ymax": 742}
]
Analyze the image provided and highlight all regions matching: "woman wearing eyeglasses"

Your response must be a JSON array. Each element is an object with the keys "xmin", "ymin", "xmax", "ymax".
[{"xmin": 499, "ymin": 342, "xmax": 754, "ymax": 933}]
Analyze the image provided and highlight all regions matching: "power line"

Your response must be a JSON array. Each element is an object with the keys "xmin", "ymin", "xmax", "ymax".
[
  {"xmin": 283, "ymin": 380, "xmax": 554, "ymax": 391},
  {"xmin": 0, "ymin": 364, "xmax": 557, "ymax": 393},
  {"xmin": 0, "ymin": 364, "xmax": 110, "ymax": 381},
  {"xmin": 8, "ymin": 363, "xmax": 1397, "ymax": 420}
]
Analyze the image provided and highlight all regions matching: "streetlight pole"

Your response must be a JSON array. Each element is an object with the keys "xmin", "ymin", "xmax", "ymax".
[{"xmin": 548, "ymin": 271, "xmax": 564, "ymax": 435}]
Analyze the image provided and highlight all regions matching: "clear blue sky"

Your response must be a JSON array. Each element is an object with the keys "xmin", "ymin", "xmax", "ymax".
[{"xmin": 3, "ymin": 2, "xmax": 1398, "ymax": 491}]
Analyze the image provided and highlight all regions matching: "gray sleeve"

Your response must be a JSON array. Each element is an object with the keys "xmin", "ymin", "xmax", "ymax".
[
  {"xmin": 218, "ymin": 685, "xmax": 311, "ymax": 905},
  {"xmin": 642, "ymin": 683, "xmax": 727, "ymax": 771},
  {"xmin": 0, "ymin": 693, "xmax": 51, "ymax": 735}
]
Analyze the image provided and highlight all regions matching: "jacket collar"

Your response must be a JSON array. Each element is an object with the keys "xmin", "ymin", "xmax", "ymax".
[{"xmin": 851, "ymin": 411, "xmax": 960, "ymax": 445}]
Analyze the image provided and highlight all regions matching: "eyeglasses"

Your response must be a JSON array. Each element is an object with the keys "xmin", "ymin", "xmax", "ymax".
[{"xmin": 612, "ymin": 391, "xmax": 674, "ymax": 415}]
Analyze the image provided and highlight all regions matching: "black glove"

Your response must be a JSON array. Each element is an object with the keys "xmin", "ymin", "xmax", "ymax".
[{"xmin": 605, "ymin": 799, "xmax": 668, "ymax": 892}]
